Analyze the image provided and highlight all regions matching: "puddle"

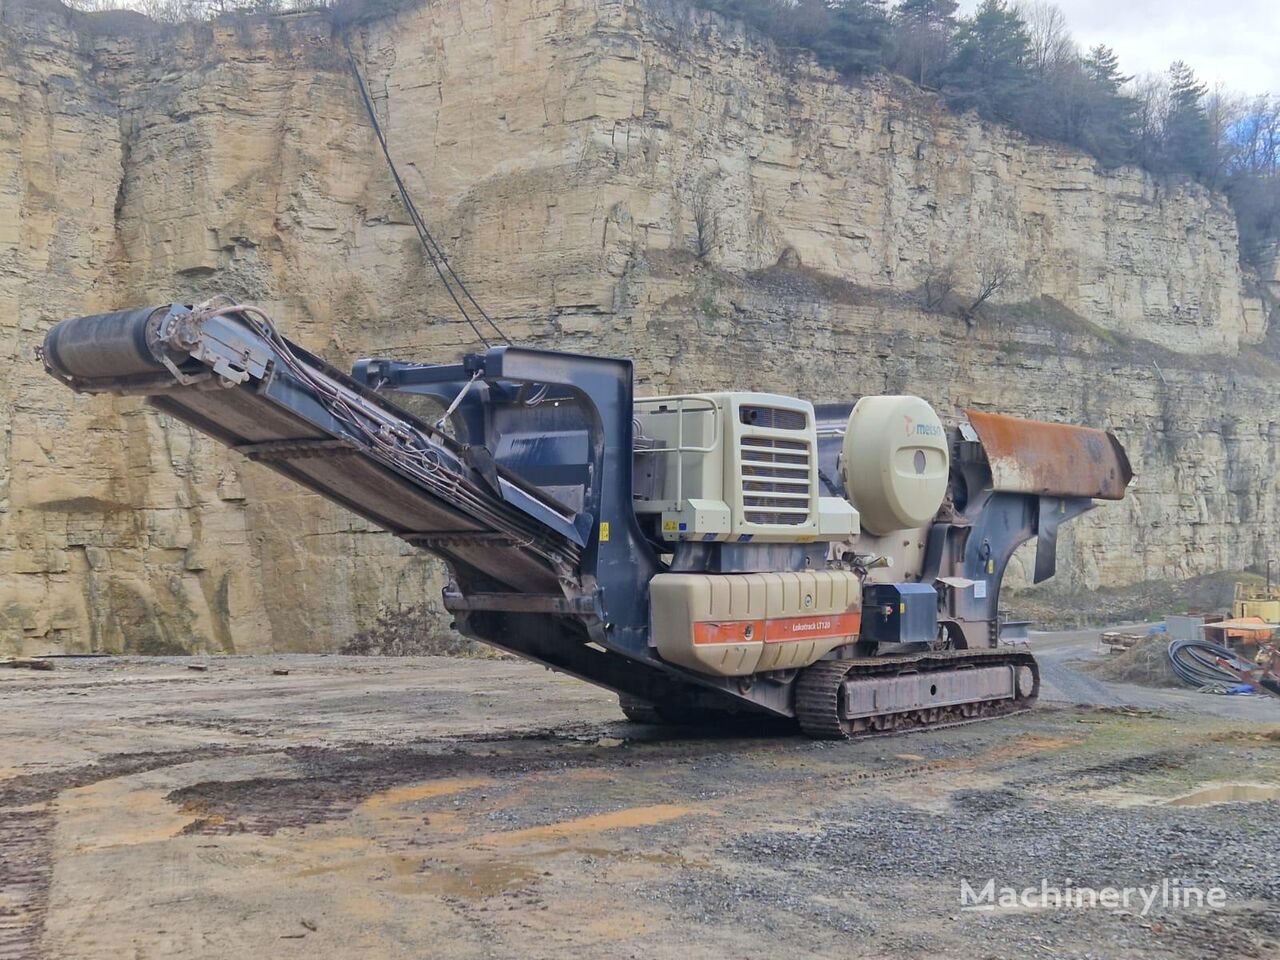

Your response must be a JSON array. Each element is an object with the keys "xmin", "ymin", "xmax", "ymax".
[
  {"xmin": 1165, "ymin": 783, "xmax": 1280, "ymax": 806},
  {"xmin": 416, "ymin": 861, "xmax": 541, "ymax": 899}
]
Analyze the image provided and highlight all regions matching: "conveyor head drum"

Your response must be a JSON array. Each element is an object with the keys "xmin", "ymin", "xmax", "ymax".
[{"xmin": 42, "ymin": 306, "xmax": 171, "ymax": 383}]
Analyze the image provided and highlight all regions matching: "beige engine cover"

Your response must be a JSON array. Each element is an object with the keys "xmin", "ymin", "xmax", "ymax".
[
  {"xmin": 840, "ymin": 395, "xmax": 949, "ymax": 536},
  {"xmin": 650, "ymin": 571, "xmax": 862, "ymax": 677}
]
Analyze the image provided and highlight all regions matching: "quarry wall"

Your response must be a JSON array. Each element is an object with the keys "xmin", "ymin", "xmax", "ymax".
[{"xmin": 1, "ymin": 0, "xmax": 1275, "ymax": 653}]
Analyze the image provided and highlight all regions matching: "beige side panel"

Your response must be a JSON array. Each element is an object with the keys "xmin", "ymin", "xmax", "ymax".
[
  {"xmin": 756, "ymin": 571, "xmax": 861, "ymax": 671},
  {"xmin": 650, "ymin": 573, "xmax": 765, "ymax": 675},
  {"xmin": 651, "ymin": 570, "xmax": 862, "ymax": 677},
  {"xmin": 841, "ymin": 395, "xmax": 949, "ymax": 536}
]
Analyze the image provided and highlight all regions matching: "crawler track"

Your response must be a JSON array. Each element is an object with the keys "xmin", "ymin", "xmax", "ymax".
[{"xmin": 795, "ymin": 648, "xmax": 1040, "ymax": 739}]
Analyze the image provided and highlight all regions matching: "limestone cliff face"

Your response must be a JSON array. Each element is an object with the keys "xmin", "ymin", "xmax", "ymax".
[{"xmin": 1, "ymin": 0, "xmax": 1276, "ymax": 654}]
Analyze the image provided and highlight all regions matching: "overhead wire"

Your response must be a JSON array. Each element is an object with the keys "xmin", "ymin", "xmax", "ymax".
[{"xmin": 343, "ymin": 37, "xmax": 511, "ymax": 348}]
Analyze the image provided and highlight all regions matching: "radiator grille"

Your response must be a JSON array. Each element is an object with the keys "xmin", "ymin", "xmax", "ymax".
[
  {"xmin": 740, "ymin": 435, "xmax": 812, "ymax": 525},
  {"xmin": 739, "ymin": 405, "xmax": 807, "ymax": 431}
]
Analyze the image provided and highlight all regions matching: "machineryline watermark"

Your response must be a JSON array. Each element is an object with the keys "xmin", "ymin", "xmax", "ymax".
[{"xmin": 960, "ymin": 878, "xmax": 1228, "ymax": 916}]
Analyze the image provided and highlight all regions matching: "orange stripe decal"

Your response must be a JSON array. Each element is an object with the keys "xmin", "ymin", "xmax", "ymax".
[
  {"xmin": 691, "ymin": 612, "xmax": 862, "ymax": 645},
  {"xmin": 763, "ymin": 611, "xmax": 862, "ymax": 643},
  {"xmin": 693, "ymin": 620, "xmax": 765, "ymax": 645}
]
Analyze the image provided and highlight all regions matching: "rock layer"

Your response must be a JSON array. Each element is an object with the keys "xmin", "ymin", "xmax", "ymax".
[{"xmin": 0, "ymin": 0, "xmax": 1275, "ymax": 654}]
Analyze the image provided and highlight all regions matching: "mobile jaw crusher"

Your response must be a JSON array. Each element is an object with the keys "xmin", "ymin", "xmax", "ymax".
[{"xmin": 42, "ymin": 301, "xmax": 1132, "ymax": 737}]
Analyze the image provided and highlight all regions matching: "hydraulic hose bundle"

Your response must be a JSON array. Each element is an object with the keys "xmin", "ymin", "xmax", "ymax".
[{"xmin": 1167, "ymin": 638, "xmax": 1259, "ymax": 689}]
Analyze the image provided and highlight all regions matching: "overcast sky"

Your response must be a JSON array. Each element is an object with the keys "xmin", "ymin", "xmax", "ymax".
[{"xmin": 960, "ymin": 1, "xmax": 1280, "ymax": 94}]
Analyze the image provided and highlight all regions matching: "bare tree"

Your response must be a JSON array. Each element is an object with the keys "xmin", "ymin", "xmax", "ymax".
[
  {"xmin": 1204, "ymin": 84, "xmax": 1247, "ymax": 184},
  {"xmin": 963, "ymin": 259, "xmax": 1012, "ymax": 327},
  {"xmin": 1129, "ymin": 72, "xmax": 1170, "ymax": 170},
  {"xmin": 135, "ymin": 0, "xmax": 207, "ymax": 21},
  {"xmin": 64, "ymin": 0, "xmax": 311, "ymax": 20},
  {"xmin": 1231, "ymin": 94, "xmax": 1280, "ymax": 175},
  {"xmin": 1017, "ymin": 1, "xmax": 1075, "ymax": 78},
  {"xmin": 62, "ymin": 0, "xmax": 127, "ymax": 10},
  {"xmin": 1221, "ymin": 93, "xmax": 1280, "ymax": 264}
]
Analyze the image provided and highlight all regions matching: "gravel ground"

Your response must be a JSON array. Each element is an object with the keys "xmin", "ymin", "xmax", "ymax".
[{"xmin": 1, "ymin": 645, "xmax": 1278, "ymax": 959}]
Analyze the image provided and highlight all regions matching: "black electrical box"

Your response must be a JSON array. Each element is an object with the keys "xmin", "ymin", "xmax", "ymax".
[{"xmin": 862, "ymin": 582, "xmax": 938, "ymax": 645}]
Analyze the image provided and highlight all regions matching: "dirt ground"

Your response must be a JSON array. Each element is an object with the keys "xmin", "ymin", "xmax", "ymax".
[
  {"xmin": 2, "ymin": 637, "xmax": 1279, "ymax": 960},
  {"xmin": 1079, "ymin": 636, "xmax": 1184, "ymax": 688}
]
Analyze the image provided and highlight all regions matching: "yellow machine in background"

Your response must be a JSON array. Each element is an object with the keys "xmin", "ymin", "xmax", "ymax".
[
  {"xmin": 1233, "ymin": 578, "xmax": 1280, "ymax": 627},
  {"xmin": 1209, "ymin": 569, "xmax": 1280, "ymax": 650}
]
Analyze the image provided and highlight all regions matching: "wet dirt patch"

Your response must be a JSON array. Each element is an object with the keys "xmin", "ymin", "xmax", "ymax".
[
  {"xmin": 1165, "ymin": 783, "xmax": 1280, "ymax": 806},
  {"xmin": 169, "ymin": 742, "xmax": 604, "ymax": 835},
  {"xmin": 416, "ymin": 860, "xmax": 542, "ymax": 900},
  {"xmin": 167, "ymin": 733, "xmax": 757, "ymax": 836},
  {"xmin": 473, "ymin": 804, "xmax": 698, "ymax": 847},
  {"xmin": 358, "ymin": 776, "xmax": 494, "ymax": 814},
  {"xmin": 0, "ymin": 747, "xmax": 239, "ymax": 960},
  {"xmin": 537, "ymin": 845, "xmax": 708, "ymax": 870},
  {"xmin": 0, "ymin": 807, "xmax": 53, "ymax": 959},
  {"xmin": 1209, "ymin": 729, "xmax": 1280, "ymax": 746},
  {"xmin": 0, "ymin": 749, "xmax": 240, "ymax": 809},
  {"xmin": 9, "ymin": 657, "xmax": 1280, "ymax": 960},
  {"xmin": 1062, "ymin": 748, "xmax": 1195, "ymax": 791},
  {"xmin": 976, "ymin": 733, "xmax": 1086, "ymax": 762},
  {"xmin": 949, "ymin": 785, "xmax": 1026, "ymax": 811}
]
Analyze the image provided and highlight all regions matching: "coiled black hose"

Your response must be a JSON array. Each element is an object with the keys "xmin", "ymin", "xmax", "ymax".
[{"xmin": 1167, "ymin": 638, "xmax": 1258, "ymax": 688}]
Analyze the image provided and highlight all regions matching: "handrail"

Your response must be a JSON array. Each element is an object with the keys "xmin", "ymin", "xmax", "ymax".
[{"xmin": 633, "ymin": 395, "xmax": 720, "ymax": 507}]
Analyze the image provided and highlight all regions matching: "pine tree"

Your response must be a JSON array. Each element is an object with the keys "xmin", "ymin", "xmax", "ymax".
[
  {"xmin": 706, "ymin": 0, "xmax": 890, "ymax": 78},
  {"xmin": 1163, "ymin": 60, "xmax": 1215, "ymax": 179},
  {"xmin": 941, "ymin": 0, "xmax": 1033, "ymax": 123},
  {"xmin": 1078, "ymin": 45, "xmax": 1138, "ymax": 167},
  {"xmin": 896, "ymin": 0, "xmax": 960, "ymax": 30},
  {"xmin": 820, "ymin": 0, "xmax": 893, "ymax": 75},
  {"xmin": 891, "ymin": 0, "xmax": 959, "ymax": 87}
]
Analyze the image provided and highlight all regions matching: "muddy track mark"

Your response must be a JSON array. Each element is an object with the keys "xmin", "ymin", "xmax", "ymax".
[{"xmin": 0, "ymin": 747, "xmax": 245, "ymax": 960}]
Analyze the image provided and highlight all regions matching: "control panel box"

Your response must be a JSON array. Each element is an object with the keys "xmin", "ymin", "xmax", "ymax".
[{"xmin": 861, "ymin": 582, "xmax": 939, "ymax": 645}]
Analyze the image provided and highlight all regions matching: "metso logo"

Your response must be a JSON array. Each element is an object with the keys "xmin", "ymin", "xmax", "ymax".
[{"xmin": 904, "ymin": 415, "xmax": 942, "ymax": 438}]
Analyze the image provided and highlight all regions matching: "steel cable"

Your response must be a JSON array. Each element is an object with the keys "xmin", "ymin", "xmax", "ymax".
[{"xmin": 343, "ymin": 37, "xmax": 511, "ymax": 348}]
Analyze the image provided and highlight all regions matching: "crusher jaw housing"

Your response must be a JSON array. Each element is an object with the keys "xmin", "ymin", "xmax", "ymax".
[{"xmin": 41, "ymin": 302, "xmax": 1132, "ymax": 737}]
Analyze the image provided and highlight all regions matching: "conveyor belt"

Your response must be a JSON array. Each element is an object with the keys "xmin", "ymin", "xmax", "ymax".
[{"xmin": 42, "ymin": 301, "xmax": 581, "ymax": 593}]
